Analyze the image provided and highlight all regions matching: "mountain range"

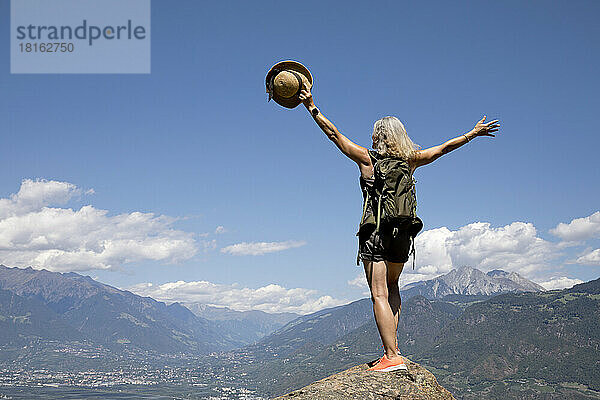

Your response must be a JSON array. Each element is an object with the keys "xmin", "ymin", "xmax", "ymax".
[
  {"xmin": 2, "ymin": 263, "xmax": 597, "ymax": 399},
  {"xmin": 0, "ymin": 265, "xmax": 304, "ymax": 355},
  {"xmin": 0, "ymin": 264, "xmax": 545, "ymax": 357},
  {"xmin": 400, "ymin": 266, "xmax": 545, "ymax": 299},
  {"xmin": 0, "ymin": 265, "xmax": 239, "ymax": 353}
]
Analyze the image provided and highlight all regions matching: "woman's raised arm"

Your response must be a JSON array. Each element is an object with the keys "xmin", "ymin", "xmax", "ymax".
[
  {"xmin": 412, "ymin": 116, "xmax": 500, "ymax": 170},
  {"xmin": 299, "ymin": 86, "xmax": 371, "ymax": 168}
]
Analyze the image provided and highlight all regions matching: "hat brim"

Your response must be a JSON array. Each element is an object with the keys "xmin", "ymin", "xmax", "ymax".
[{"xmin": 266, "ymin": 60, "xmax": 313, "ymax": 109}]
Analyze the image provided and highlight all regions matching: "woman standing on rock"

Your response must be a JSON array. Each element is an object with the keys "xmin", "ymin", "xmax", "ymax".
[{"xmin": 298, "ymin": 86, "xmax": 500, "ymax": 372}]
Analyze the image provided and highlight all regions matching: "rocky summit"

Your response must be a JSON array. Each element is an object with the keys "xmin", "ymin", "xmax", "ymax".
[{"xmin": 273, "ymin": 358, "xmax": 455, "ymax": 400}]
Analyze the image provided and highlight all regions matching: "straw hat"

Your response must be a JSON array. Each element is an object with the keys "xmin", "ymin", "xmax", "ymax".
[{"xmin": 265, "ymin": 60, "xmax": 313, "ymax": 109}]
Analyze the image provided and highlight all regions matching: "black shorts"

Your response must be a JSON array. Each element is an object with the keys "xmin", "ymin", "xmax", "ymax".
[{"xmin": 358, "ymin": 223, "xmax": 412, "ymax": 264}]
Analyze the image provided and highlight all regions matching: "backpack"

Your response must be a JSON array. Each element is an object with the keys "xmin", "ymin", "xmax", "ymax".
[{"xmin": 358, "ymin": 150, "xmax": 424, "ymax": 267}]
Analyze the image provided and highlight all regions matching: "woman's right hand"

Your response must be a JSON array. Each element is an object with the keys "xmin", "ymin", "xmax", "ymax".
[
  {"xmin": 471, "ymin": 116, "xmax": 500, "ymax": 138},
  {"xmin": 299, "ymin": 84, "xmax": 315, "ymax": 109}
]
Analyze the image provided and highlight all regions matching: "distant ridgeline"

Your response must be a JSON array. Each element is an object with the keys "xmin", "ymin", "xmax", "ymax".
[
  {"xmin": 0, "ymin": 264, "xmax": 297, "ymax": 355},
  {"xmin": 400, "ymin": 266, "xmax": 545, "ymax": 299}
]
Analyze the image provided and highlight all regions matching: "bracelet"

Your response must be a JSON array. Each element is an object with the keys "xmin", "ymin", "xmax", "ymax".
[
  {"xmin": 311, "ymin": 107, "xmax": 320, "ymax": 117},
  {"xmin": 463, "ymin": 134, "xmax": 471, "ymax": 143}
]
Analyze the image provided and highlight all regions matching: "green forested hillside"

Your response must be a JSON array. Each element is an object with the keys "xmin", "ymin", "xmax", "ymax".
[{"xmin": 421, "ymin": 279, "xmax": 600, "ymax": 398}]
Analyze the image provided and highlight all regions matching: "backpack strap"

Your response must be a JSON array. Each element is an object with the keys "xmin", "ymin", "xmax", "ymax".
[
  {"xmin": 367, "ymin": 150, "xmax": 384, "ymax": 232},
  {"xmin": 376, "ymin": 194, "xmax": 382, "ymax": 232},
  {"xmin": 358, "ymin": 150, "xmax": 379, "ymax": 229},
  {"xmin": 359, "ymin": 189, "xmax": 369, "ymax": 226},
  {"xmin": 367, "ymin": 149, "xmax": 380, "ymax": 165},
  {"xmin": 409, "ymin": 235, "xmax": 416, "ymax": 270}
]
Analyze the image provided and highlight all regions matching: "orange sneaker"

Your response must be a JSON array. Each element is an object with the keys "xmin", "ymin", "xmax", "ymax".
[
  {"xmin": 367, "ymin": 355, "xmax": 384, "ymax": 368},
  {"xmin": 367, "ymin": 354, "xmax": 407, "ymax": 372}
]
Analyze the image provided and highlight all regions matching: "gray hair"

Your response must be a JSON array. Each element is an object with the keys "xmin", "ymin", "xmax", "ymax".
[{"xmin": 372, "ymin": 116, "xmax": 420, "ymax": 160}]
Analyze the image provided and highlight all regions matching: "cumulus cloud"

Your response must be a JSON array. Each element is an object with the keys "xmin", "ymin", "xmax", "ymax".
[
  {"xmin": 410, "ymin": 227, "xmax": 454, "ymax": 277},
  {"xmin": 538, "ymin": 276, "xmax": 584, "ymax": 290},
  {"xmin": 0, "ymin": 179, "xmax": 198, "ymax": 272},
  {"xmin": 403, "ymin": 221, "xmax": 558, "ymax": 279},
  {"xmin": 347, "ymin": 274, "xmax": 367, "ymax": 289},
  {"xmin": 221, "ymin": 240, "xmax": 306, "ymax": 256},
  {"xmin": 126, "ymin": 280, "xmax": 347, "ymax": 314},
  {"xmin": 202, "ymin": 239, "xmax": 217, "ymax": 252},
  {"xmin": 0, "ymin": 179, "xmax": 81, "ymax": 219},
  {"xmin": 550, "ymin": 211, "xmax": 600, "ymax": 242},
  {"xmin": 574, "ymin": 248, "xmax": 600, "ymax": 266},
  {"xmin": 445, "ymin": 221, "xmax": 557, "ymax": 275}
]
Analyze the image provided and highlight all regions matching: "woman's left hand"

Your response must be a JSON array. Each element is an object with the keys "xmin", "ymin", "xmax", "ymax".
[{"xmin": 471, "ymin": 116, "xmax": 500, "ymax": 137}]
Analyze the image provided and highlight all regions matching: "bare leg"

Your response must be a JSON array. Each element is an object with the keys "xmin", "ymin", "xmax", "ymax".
[
  {"xmin": 364, "ymin": 260, "xmax": 404, "ymax": 361},
  {"xmin": 386, "ymin": 261, "xmax": 404, "ymax": 351}
]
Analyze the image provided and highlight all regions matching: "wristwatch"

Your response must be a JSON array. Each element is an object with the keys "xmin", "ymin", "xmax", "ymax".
[{"xmin": 311, "ymin": 107, "xmax": 320, "ymax": 117}]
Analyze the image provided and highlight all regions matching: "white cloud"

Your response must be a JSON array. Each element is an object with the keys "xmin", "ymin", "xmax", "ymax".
[
  {"xmin": 0, "ymin": 179, "xmax": 80, "ymax": 219},
  {"xmin": 550, "ymin": 211, "xmax": 600, "ymax": 242},
  {"xmin": 410, "ymin": 227, "xmax": 454, "ymax": 277},
  {"xmin": 202, "ymin": 239, "xmax": 217, "ymax": 252},
  {"xmin": 574, "ymin": 248, "xmax": 600, "ymax": 266},
  {"xmin": 0, "ymin": 179, "xmax": 198, "ymax": 272},
  {"xmin": 347, "ymin": 274, "xmax": 367, "ymax": 289},
  {"xmin": 538, "ymin": 276, "xmax": 584, "ymax": 290},
  {"xmin": 404, "ymin": 221, "xmax": 558, "ymax": 278},
  {"xmin": 126, "ymin": 280, "xmax": 347, "ymax": 314},
  {"xmin": 351, "ymin": 220, "xmax": 566, "ymax": 289},
  {"xmin": 221, "ymin": 240, "xmax": 306, "ymax": 256},
  {"xmin": 445, "ymin": 221, "xmax": 557, "ymax": 275}
]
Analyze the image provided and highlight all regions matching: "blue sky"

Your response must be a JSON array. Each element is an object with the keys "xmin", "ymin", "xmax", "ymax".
[{"xmin": 1, "ymin": 0, "xmax": 599, "ymax": 313}]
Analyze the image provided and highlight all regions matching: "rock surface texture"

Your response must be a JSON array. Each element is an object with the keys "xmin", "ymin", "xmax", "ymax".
[{"xmin": 273, "ymin": 358, "xmax": 455, "ymax": 400}]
